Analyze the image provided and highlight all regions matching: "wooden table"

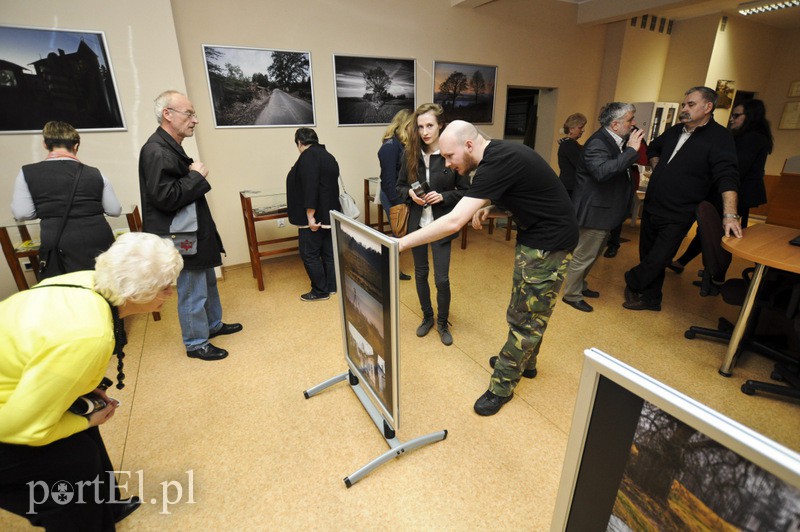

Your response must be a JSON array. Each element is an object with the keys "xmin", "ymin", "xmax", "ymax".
[
  {"xmin": 240, "ymin": 191, "xmax": 297, "ymax": 291},
  {"xmin": 718, "ymin": 223, "xmax": 800, "ymax": 375}
]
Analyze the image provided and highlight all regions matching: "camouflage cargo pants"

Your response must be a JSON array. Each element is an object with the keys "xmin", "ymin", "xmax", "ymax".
[{"xmin": 488, "ymin": 245, "xmax": 571, "ymax": 397}]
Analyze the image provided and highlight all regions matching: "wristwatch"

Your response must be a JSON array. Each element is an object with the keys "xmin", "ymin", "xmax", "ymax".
[{"xmin": 722, "ymin": 213, "xmax": 740, "ymax": 220}]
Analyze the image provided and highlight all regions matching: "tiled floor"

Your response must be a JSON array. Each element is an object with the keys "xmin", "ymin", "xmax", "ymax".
[{"xmin": 2, "ymin": 220, "xmax": 798, "ymax": 530}]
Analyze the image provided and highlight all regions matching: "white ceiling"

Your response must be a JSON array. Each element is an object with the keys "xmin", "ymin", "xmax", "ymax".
[{"xmin": 559, "ymin": 0, "xmax": 800, "ymax": 29}]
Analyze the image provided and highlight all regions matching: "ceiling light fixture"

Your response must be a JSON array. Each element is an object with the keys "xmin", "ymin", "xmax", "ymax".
[{"xmin": 738, "ymin": 0, "xmax": 800, "ymax": 16}]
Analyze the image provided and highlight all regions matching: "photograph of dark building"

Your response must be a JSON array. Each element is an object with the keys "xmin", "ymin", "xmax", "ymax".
[{"xmin": 0, "ymin": 26, "xmax": 125, "ymax": 132}]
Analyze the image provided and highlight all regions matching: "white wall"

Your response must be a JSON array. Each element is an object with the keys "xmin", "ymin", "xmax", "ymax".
[{"xmin": 0, "ymin": 0, "xmax": 193, "ymax": 298}]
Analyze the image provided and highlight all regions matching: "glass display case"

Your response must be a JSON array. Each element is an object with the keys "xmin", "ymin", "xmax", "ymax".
[
  {"xmin": 239, "ymin": 190, "xmax": 297, "ymax": 291},
  {"xmin": 0, "ymin": 207, "xmax": 143, "ymax": 291}
]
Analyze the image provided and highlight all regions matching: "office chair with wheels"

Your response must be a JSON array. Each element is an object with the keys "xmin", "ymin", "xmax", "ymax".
[{"xmin": 741, "ymin": 281, "xmax": 800, "ymax": 401}]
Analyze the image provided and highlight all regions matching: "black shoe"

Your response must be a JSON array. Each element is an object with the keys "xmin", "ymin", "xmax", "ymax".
[
  {"xmin": 561, "ymin": 298, "xmax": 593, "ymax": 312},
  {"xmin": 437, "ymin": 321, "xmax": 453, "ymax": 346},
  {"xmin": 300, "ymin": 291, "xmax": 330, "ymax": 302},
  {"xmin": 622, "ymin": 299, "xmax": 661, "ymax": 311},
  {"xmin": 624, "ymin": 286, "xmax": 640, "ymax": 305},
  {"xmin": 666, "ymin": 261, "xmax": 685, "ymax": 274},
  {"xmin": 114, "ymin": 497, "xmax": 141, "ymax": 523},
  {"xmin": 603, "ymin": 246, "xmax": 618, "ymax": 258},
  {"xmin": 209, "ymin": 322, "xmax": 243, "ymax": 338},
  {"xmin": 187, "ymin": 343, "xmax": 228, "ymax": 361},
  {"xmin": 416, "ymin": 316, "xmax": 435, "ymax": 337},
  {"xmin": 582, "ymin": 288, "xmax": 600, "ymax": 298},
  {"xmin": 474, "ymin": 389, "xmax": 513, "ymax": 416},
  {"xmin": 489, "ymin": 356, "xmax": 537, "ymax": 379},
  {"xmin": 399, "ymin": 272, "xmax": 411, "ymax": 281}
]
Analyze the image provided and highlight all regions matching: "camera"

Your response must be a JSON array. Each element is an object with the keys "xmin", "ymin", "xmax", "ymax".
[{"xmin": 410, "ymin": 180, "xmax": 430, "ymax": 197}]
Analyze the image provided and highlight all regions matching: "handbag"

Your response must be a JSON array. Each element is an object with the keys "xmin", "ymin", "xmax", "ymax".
[
  {"xmin": 337, "ymin": 176, "xmax": 361, "ymax": 219},
  {"xmin": 39, "ymin": 163, "xmax": 84, "ymax": 277},
  {"xmin": 389, "ymin": 203, "xmax": 410, "ymax": 237},
  {"xmin": 168, "ymin": 202, "xmax": 198, "ymax": 255}
]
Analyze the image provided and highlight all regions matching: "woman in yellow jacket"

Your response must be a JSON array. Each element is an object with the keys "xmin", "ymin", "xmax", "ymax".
[{"xmin": 0, "ymin": 232, "xmax": 182, "ymax": 530}]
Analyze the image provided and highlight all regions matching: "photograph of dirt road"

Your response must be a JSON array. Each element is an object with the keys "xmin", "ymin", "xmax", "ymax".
[
  {"xmin": 333, "ymin": 55, "xmax": 415, "ymax": 126},
  {"xmin": 335, "ymin": 221, "xmax": 394, "ymax": 415},
  {"xmin": 203, "ymin": 45, "xmax": 314, "ymax": 127}
]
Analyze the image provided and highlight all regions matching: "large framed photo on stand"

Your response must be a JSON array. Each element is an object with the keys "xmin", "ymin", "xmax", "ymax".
[
  {"xmin": 303, "ymin": 211, "xmax": 446, "ymax": 487},
  {"xmin": 551, "ymin": 348, "xmax": 800, "ymax": 531}
]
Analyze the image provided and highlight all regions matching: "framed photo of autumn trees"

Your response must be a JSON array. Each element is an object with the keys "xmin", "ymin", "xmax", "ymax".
[
  {"xmin": 332, "ymin": 55, "xmax": 415, "ymax": 126},
  {"xmin": 551, "ymin": 348, "xmax": 800, "ymax": 531},
  {"xmin": 433, "ymin": 61, "xmax": 497, "ymax": 124},
  {"xmin": 202, "ymin": 45, "xmax": 315, "ymax": 128}
]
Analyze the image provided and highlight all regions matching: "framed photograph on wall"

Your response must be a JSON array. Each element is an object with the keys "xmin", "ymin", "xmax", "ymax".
[
  {"xmin": 714, "ymin": 79, "xmax": 735, "ymax": 110},
  {"xmin": 433, "ymin": 61, "xmax": 497, "ymax": 124},
  {"xmin": 551, "ymin": 348, "xmax": 800, "ymax": 531},
  {"xmin": 332, "ymin": 55, "xmax": 415, "ymax": 126},
  {"xmin": 0, "ymin": 25, "xmax": 126, "ymax": 133},
  {"xmin": 202, "ymin": 45, "xmax": 314, "ymax": 128},
  {"xmin": 778, "ymin": 101, "xmax": 800, "ymax": 130},
  {"xmin": 330, "ymin": 211, "xmax": 400, "ymax": 429}
]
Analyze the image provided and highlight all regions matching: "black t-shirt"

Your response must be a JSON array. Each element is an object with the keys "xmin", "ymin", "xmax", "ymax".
[{"xmin": 466, "ymin": 140, "xmax": 578, "ymax": 251}]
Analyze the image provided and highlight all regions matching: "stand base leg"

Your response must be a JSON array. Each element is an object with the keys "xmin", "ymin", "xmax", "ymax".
[
  {"xmin": 303, "ymin": 372, "xmax": 348, "ymax": 399},
  {"xmin": 344, "ymin": 430, "xmax": 448, "ymax": 488}
]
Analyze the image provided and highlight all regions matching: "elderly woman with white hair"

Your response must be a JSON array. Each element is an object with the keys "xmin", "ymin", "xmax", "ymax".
[{"xmin": 0, "ymin": 232, "xmax": 182, "ymax": 530}]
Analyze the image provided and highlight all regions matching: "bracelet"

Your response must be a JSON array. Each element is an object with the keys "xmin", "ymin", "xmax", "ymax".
[{"xmin": 722, "ymin": 213, "xmax": 740, "ymax": 220}]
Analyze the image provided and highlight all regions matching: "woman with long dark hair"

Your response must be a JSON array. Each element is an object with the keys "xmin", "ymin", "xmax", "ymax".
[
  {"xmin": 729, "ymin": 99, "xmax": 773, "ymax": 227},
  {"xmin": 397, "ymin": 103, "xmax": 470, "ymax": 346}
]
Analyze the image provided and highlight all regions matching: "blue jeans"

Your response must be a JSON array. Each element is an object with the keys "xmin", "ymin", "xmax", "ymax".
[
  {"xmin": 177, "ymin": 268, "xmax": 223, "ymax": 349},
  {"xmin": 298, "ymin": 227, "xmax": 335, "ymax": 295}
]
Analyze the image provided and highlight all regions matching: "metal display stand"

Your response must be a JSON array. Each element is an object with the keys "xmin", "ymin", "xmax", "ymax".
[{"xmin": 304, "ymin": 370, "xmax": 447, "ymax": 488}]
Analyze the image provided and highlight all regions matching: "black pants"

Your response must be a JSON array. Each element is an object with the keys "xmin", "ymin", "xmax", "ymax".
[
  {"xmin": 0, "ymin": 427, "xmax": 120, "ymax": 531},
  {"xmin": 411, "ymin": 237, "xmax": 452, "ymax": 323},
  {"xmin": 298, "ymin": 227, "xmax": 336, "ymax": 295},
  {"xmin": 625, "ymin": 211, "xmax": 693, "ymax": 305}
]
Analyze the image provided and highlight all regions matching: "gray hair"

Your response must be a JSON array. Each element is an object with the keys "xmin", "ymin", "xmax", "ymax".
[
  {"xmin": 685, "ymin": 86, "xmax": 718, "ymax": 110},
  {"xmin": 598, "ymin": 102, "xmax": 635, "ymax": 128},
  {"xmin": 94, "ymin": 232, "xmax": 183, "ymax": 306},
  {"xmin": 154, "ymin": 90, "xmax": 182, "ymax": 124}
]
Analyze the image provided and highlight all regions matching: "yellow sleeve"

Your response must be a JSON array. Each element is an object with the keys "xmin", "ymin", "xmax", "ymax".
[{"xmin": 0, "ymin": 334, "xmax": 111, "ymax": 446}]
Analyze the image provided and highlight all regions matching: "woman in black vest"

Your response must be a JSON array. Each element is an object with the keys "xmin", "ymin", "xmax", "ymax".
[{"xmin": 11, "ymin": 121, "xmax": 122, "ymax": 279}]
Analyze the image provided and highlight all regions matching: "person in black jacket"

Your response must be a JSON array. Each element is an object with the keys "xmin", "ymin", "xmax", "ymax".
[
  {"xmin": 561, "ymin": 103, "xmax": 642, "ymax": 313},
  {"xmin": 286, "ymin": 128, "xmax": 341, "ymax": 302},
  {"xmin": 397, "ymin": 103, "xmax": 470, "ymax": 346},
  {"xmin": 624, "ymin": 86, "xmax": 741, "ymax": 311},
  {"xmin": 556, "ymin": 112, "xmax": 587, "ymax": 198},
  {"xmin": 139, "ymin": 90, "xmax": 242, "ymax": 361},
  {"xmin": 729, "ymin": 99, "xmax": 773, "ymax": 228}
]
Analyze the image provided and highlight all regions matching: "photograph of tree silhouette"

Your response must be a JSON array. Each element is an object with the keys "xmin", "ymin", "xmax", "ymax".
[
  {"xmin": 333, "ymin": 55, "xmax": 414, "ymax": 125},
  {"xmin": 433, "ymin": 61, "xmax": 496, "ymax": 124},
  {"xmin": 609, "ymin": 401, "xmax": 800, "ymax": 531},
  {"xmin": 203, "ymin": 45, "xmax": 314, "ymax": 127},
  {"xmin": 0, "ymin": 26, "xmax": 124, "ymax": 132}
]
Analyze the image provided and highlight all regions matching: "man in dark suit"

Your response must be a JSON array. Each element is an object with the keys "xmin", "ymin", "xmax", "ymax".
[
  {"xmin": 286, "ymin": 128, "xmax": 341, "ymax": 302},
  {"xmin": 561, "ymin": 102, "xmax": 643, "ymax": 312}
]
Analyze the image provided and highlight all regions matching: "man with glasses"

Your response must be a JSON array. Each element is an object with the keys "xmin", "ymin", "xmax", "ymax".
[{"xmin": 138, "ymin": 90, "xmax": 241, "ymax": 361}]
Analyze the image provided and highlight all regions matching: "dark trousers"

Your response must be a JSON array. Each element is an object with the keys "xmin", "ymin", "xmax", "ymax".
[
  {"xmin": 625, "ymin": 210, "xmax": 693, "ymax": 305},
  {"xmin": 0, "ymin": 427, "xmax": 120, "ymax": 531},
  {"xmin": 411, "ymin": 237, "xmax": 452, "ymax": 323},
  {"xmin": 607, "ymin": 222, "xmax": 622, "ymax": 250},
  {"xmin": 298, "ymin": 227, "xmax": 335, "ymax": 295}
]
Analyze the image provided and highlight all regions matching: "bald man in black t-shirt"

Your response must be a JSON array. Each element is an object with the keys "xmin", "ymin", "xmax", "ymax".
[{"xmin": 399, "ymin": 120, "xmax": 578, "ymax": 416}]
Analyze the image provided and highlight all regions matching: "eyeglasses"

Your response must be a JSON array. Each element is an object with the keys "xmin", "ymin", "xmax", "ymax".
[
  {"xmin": 730, "ymin": 113, "xmax": 744, "ymax": 119},
  {"xmin": 167, "ymin": 107, "xmax": 197, "ymax": 119}
]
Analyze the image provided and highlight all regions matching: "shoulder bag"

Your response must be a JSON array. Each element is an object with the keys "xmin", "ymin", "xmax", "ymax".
[
  {"xmin": 39, "ymin": 163, "xmax": 84, "ymax": 277},
  {"xmin": 389, "ymin": 203, "xmax": 409, "ymax": 237},
  {"xmin": 337, "ymin": 176, "xmax": 361, "ymax": 219},
  {"xmin": 168, "ymin": 202, "xmax": 198, "ymax": 255}
]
